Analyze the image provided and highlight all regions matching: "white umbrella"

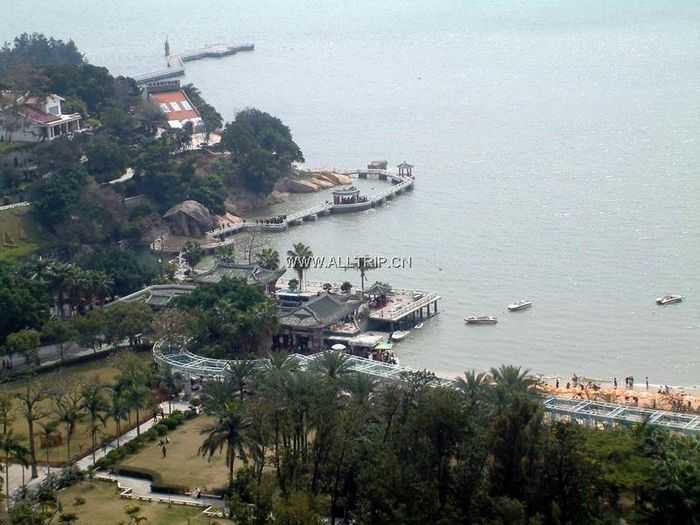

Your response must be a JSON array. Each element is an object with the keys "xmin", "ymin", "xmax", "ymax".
[{"xmin": 331, "ymin": 343, "xmax": 346, "ymax": 351}]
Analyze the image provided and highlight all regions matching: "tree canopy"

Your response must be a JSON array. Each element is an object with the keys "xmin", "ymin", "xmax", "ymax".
[{"xmin": 223, "ymin": 109, "xmax": 304, "ymax": 194}]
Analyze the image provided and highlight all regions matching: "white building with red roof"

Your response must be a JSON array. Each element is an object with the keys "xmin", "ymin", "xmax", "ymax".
[
  {"xmin": 149, "ymin": 90, "xmax": 204, "ymax": 133},
  {"xmin": 0, "ymin": 93, "xmax": 82, "ymax": 143}
]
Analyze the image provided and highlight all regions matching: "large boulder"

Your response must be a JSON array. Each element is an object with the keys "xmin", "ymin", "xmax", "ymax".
[
  {"xmin": 163, "ymin": 200, "xmax": 214, "ymax": 237},
  {"xmin": 287, "ymin": 179, "xmax": 320, "ymax": 193}
]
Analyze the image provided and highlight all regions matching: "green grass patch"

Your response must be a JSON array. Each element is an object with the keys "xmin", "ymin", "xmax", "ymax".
[
  {"xmin": 57, "ymin": 480, "xmax": 231, "ymax": 524},
  {"xmin": 0, "ymin": 205, "xmax": 45, "ymax": 261}
]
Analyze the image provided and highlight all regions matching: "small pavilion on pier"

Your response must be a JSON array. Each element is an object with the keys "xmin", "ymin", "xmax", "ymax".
[
  {"xmin": 397, "ymin": 161, "xmax": 414, "ymax": 178},
  {"xmin": 332, "ymin": 186, "xmax": 367, "ymax": 205}
]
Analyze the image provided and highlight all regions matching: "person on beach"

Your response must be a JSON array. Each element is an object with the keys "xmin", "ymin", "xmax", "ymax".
[
  {"xmin": 613, "ymin": 377, "xmax": 617, "ymax": 388},
  {"xmin": 645, "ymin": 376, "xmax": 649, "ymax": 390},
  {"xmin": 556, "ymin": 378, "xmax": 559, "ymax": 389}
]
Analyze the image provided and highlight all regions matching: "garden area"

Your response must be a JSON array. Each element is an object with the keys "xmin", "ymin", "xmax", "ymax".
[
  {"xmin": 119, "ymin": 416, "xmax": 231, "ymax": 493},
  {"xmin": 0, "ymin": 352, "xmax": 155, "ymax": 465},
  {"xmin": 56, "ymin": 480, "xmax": 231, "ymax": 524}
]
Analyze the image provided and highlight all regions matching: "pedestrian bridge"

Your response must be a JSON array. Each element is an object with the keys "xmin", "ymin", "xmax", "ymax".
[{"xmin": 153, "ymin": 342, "xmax": 700, "ymax": 435}]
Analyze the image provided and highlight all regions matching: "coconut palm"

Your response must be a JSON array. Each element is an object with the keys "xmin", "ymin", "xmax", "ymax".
[
  {"xmin": 80, "ymin": 382, "xmax": 110, "ymax": 465},
  {"xmin": 109, "ymin": 390, "xmax": 129, "ymax": 448},
  {"xmin": 199, "ymin": 401, "xmax": 250, "ymax": 488},
  {"xmin": 256, "ymin": 247, "xmax": 280, "ymax": 270},
  {"xmin": 286, "ymin": 243, "xmax": 313, "ymax": 291},
  {"xmin": 489, "ymin": 365, "xmax": 536, "ymax": 407},
  {"xmin": 55, "ymin": 384, "xmax": 84, "ymax": 461},
  {"xmin": 342, "ymin": 373, "xmax": 377, "ymax": 406},
  {"xmin": 228, "ymin": 358, "xmax": 258, "ymax": 400},
  {"xmin": 310, "ymin": 351, "xmax": 353, "ymax": 380},
  {"xmin": 37, "ymin": 420, "xmax": 59, "ymax": 475},
  {"xmin": 0, "ymin": 431, "xmax": 29, "ymax": 502},
  {"xmin": 454, "ymin": 370, "xmax": 492, "ymax": 410}
]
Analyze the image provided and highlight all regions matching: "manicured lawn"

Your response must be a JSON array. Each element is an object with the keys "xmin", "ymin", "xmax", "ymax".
[
  {"xmin": 57, "ymin": 480, "xmax": 231, "ymax": 524},
  {"xmin": 0, "ymin": 352, "xmax": 153, "ymax": 464},
  {"xmin": 121, "ymin": 415, "xmax": 232, "ymax": 492}
]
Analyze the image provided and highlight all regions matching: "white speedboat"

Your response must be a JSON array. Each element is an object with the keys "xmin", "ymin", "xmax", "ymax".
[
  {"xmin": 391, "ymin": 330, "xmax": 410, "ymax": 341},
  {"xmin": 508, "ymin": 300, "xmax": 533, "ymax": 312},
  {"xmin": 414, "ymin": 322, "xmax": 424, "ymax": 329},
  {"xmin": 656, "ymin": 295, "xmax": 683, "ymax": 305},
  {"xmin": 465, "ymin": 316, "xmax": 498, "ymax": 325}
]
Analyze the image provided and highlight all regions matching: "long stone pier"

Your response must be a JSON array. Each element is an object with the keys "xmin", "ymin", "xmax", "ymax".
[
  {"xmin": 208, "ymin": 168, "xmax": 415, "ymax": 241},
  {"xmin": 133, "ymin": 43, "xmax": 254, "ymax": 85}
]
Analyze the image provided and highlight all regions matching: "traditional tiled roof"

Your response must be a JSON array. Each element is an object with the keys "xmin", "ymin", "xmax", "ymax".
[
  {"xmin": 193, "ymin": 261, "xmax": 286, "ymax": 287},
  {"xmin": 278, "ymin": 293, "xmax": 361, "ymax": 329}
]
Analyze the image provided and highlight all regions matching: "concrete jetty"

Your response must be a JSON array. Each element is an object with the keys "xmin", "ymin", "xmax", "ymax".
[
  {"xmin": 208, "ymin": 165, "xmax": 415, "ymax": 242},
  {"xmin": 134, "ymin": 43, "xmax": 254, "ymax": 85}
]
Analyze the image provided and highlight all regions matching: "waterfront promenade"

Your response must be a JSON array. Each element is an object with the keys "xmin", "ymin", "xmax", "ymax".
[{"xmin": 153, "ymin": 343, "xmax": 700, "ymax": 436}]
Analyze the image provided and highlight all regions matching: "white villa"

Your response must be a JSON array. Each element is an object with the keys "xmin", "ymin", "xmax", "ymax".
[{"xmin": 0, "ymin": 93, "xmax": 82, "ymax": 143}]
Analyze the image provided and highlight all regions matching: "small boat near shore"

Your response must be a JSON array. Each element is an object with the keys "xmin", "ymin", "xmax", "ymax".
[
  {"xmin": 465, "ymin": 316, "xmax": 498, "ymax": 325},
  {"xmin": 391, "ymin": 330, "xmax": 410, "ymax": 341},
  {"xmin": 508, "ymin": 300, "xmax": 533, "ymax": 312},
  {"xmin": 656, "ymin": 295, "xmax": 683, "ymax": 305},
  {"xmin": 414, "ymin": 322, "xmax": 424, "ymax": 329}
]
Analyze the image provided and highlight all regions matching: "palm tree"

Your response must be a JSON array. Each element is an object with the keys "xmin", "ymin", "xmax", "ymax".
[
  {"xmin": 199, "ymin": 401, "xmax": 250, "ymax": 488},
  {"xmin": 109, "ymin": 390, "xmax": 129, "ymax": 448},
  {"xmin": 286, "ymin": 243, "xmax": 313, "ymax": 291},
  {"xmin": 490, "ymin": 365, "xmax": 536, "ymax": 406},
  {"xmin": 80, "ymin": 382, "xmax": 110, "ymax": 465},
  {"xmin": 342, "ymin": 373, "xmax": 377, "ymax": 406},
  {"xmin": 228, "ymin": 358, "xmax": 258, "ymax": 400},
  {"xmin": 454, "ymin": 370, "xmax": 492, "ymax": 411},
  {"xmin": 37, "ymin": 420, "xmax": 59, "ymax": 475},
  {"xmin": 310, "ymin": 351, "xmax": 353, "ymax": 380},
  {"xmin": 256, "ymin": 248, "xmax": 280, "ymax": 270},
  {"xmin": 55, "ymin": 384, "xmax": 84, "ymax": 461},
  {"xmin": 0, "ymin": 431, "xmax": 29, "ymax": 502}
]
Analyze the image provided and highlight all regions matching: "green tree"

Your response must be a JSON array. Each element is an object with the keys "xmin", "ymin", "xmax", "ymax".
[
  {"xmin": 41, "ymin": 318, "xmax": 77, "ymax": 363},
  {"xmin": 256, "ymin": 248, "xmax": 280, "ymax": 270},
  {"xmin": 37, "ymin": 419, "xmax": 59, "ymax": 474},
  {"xmin": 286, "ymin": 243, "xmax": 313, "ymax": 291},
  {"xmin": 74, "ymin": 308, "xmax": 107, "ymax": 354},
  {"xmin": 55, "ymin": 382, "xmax": 84, "ymax": 461},
  {"xmin": 222, "ymin": 108, "xmax": 304, "ymax": 195},
  {"xmin": 85, "ymin": 136, "xmax": 128, "ymax": 183},
  {"xmin": 30, "ymin": 167, "xmax": 86, "ymax": 229},
  {"xmin": 199, "ymin": 400, "xmax": 250, "ymax": 489},
  {"xmin": 104, "ymin": 301, "xmax": 153, "ymax": 349},
  {"xmin": 182, "ymin": 241, "xmax": 204, "ymax": 268},
  {"xmin": 5, "ymin": 329, "xmax": 41, "ymax": 367},
  {"xmin": 80, "ymin": 381, "xmax": 110, "ymax": 465}
]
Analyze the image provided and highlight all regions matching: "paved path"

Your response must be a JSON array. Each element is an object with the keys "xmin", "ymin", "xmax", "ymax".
[{"xmin": 6, "ymin": 401, "xmax": 188, "ymax": 497}]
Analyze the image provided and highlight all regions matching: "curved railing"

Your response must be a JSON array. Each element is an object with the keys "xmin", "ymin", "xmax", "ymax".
[{"xmin": 153, "ymin": 339, "xmax": 700, "ymax": 435}]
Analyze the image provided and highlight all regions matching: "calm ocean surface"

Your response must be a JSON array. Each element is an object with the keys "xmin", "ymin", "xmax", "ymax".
[{"xmin": 4, "ymin": 1, "xmax": 700, "ymax": 384}]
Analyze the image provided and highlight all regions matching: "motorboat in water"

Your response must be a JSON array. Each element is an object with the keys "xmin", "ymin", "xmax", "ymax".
[
  {"xmin": 656, "ymin": 295, "xmax": 683, "ymax": 305},
  {"xmin": 414, "ymin": 322, "xmax": 424, "ymax": 329},
  {"xmin": 391, "ymin": 330, "xmax": 410, "ymax": 341},
  {"xmin": 465, "ymin": 316, "xmax": 498, "ymax": 325},
  {"xmin": 507, "ymin": 300, "xmax": 533, "ymax": 312}
]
